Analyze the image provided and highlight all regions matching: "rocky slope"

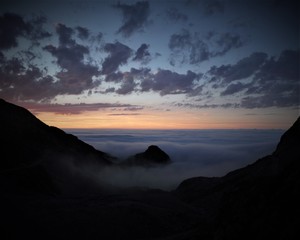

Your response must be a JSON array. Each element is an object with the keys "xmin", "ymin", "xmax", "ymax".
[
  {"xmin": 0, "ymin": 98, "xmax": 114, "ymax": 194},
  {"xmin": 174, "ymin": 117, "xmax": 300, "ymax": 239}
]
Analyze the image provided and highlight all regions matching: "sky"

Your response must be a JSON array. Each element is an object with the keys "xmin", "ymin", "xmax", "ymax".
[{"xmin": 0, "ymin": 0, "xmax": 299, "ymax": 129}]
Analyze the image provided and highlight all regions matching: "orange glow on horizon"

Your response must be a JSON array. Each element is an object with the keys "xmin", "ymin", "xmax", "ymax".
[{"xmin": 32, "ymin": 107, "xmax": 296, "ymax": 130}]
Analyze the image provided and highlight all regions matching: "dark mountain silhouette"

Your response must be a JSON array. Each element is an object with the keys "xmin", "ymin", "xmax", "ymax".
[
  {"xmin": 123, "ymin": 145, "xmax": 171, "ymax": 167},
  {"xmin": 0, "ymin": 98, "xmax": 114, "ymax": 194},
  {"xmin": 0, "ymin": 99, "xmax": 299, "ymax": 239},
  {"xmin": 174, "ymin": 117, "xmax": 300, "ymax": 239}
]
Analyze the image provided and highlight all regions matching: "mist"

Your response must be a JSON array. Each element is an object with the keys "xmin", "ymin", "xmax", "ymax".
[{"xmin": 66, "ymin": 129, "xmax": 284, "ymax": 190}]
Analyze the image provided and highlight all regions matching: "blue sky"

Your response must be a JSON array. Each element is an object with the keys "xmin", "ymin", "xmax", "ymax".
[{"xmin": 0, "ymin": 0, "xmax": 299, "ymax": 129}]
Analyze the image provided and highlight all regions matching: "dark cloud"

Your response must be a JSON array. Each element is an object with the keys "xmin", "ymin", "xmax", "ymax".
[
  {"xmin": 114, "ymin": 1, "xmax": 150, "ymax": 37},
  {"xmin": 102, "ymin": 67, "xmax": 200, "ymax": 96},
  {"xmin": 101, "ymin": 41, "xmax": 132, "ymax": 75},
  {"xmin": 220, "ymin": 82, "xmax": 248, "ymax": 96},
  {"xmin": 208, "ymin": 52, "xmax": 268, "ymax": 84},
  {"xmin": 104, "ymin": 68, "xmax": 151, "ymax": 92},
  {"xmin": 55, "ymin": 23, "xmax": 75, "ymax": 46},
  {"xmin": 43, "ymin": 45, "xmax": 99, "ymax": 95},
  {"xmin": 76, "ymin": 26, "xmax": 90, "ymax": 40},
  {"xmin": 108, "ymin": 113, "xmax": 141, "ymax": 116},
  {"xmin": 169, "ymin": 29, "xmax": 244, "ymax": 65},
  {"xmin": 116, "ymin": 77, "xmax": 137, "ymax": 95},
  {"xmin": 104, "ymin": 72, "xmax": 124, "ymax": 82},
  {"xmin": 204, "ymin": 50, "xmax": 300, "ymax": 108},
  {"xmin": 0, "ymin": 53, "xmax": 58, "ymax": 101},
  {"xmin": 254, "ymin": 50, "xmax": 299, "ymax": 84},
  {"xmin": 141, "ymin": 69, "xmax": 199, "ymax": 95},
  {"xmin": 166, "ymin": 7, "xmax": 188, "ymax": 22},
  {"xmin": 175, "ymin": 102, "xmax": 238, "ymax": 109},
  {"xmin": 240, "ymin": 50, "xmax": 300, "ymax": 108},
  {"xmin": 0, "ymin": 12, "xmax": 51, "ymax": 50},
  {"xmin": 213, "ymin": 32, "xmax": 244, "ymax": 57},
  {"xmin": 169, "ymin": 29, "xmax": 209, "ymax": 65},
  {"xmin": 202, "ymin": 0, "xmax": 225, "ymax": 16},
  {"xmin": 0, "ymin": 20, "xmax": 102, "ymax": 102},
  {"xmin": 133, "ymin": 43, "xmax": 151, "ymax": 63},
  {"xmin": 0, "ymin": 13, "xmax": 28, "ymax": 49},
  {"xmin": 41, "ymin": 23, "xmax": 100, "ymax": 95},
  {"xmin": 23, "ymin": 102, "xmax": 139, "ymax": 115},
  {"xmin": 185, "ymin": 0, "xmax": 224, "ymax": 16}
]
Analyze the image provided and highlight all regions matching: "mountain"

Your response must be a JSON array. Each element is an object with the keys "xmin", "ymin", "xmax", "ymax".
[
  {"xmin": 174, "ymin": 117, "xmax": 300, "ymax": 239},
  {"xmin": 0, "ymin": 98, "xmax": 114, "ymax": 194},
  {"xmin": 123, "ymin": 145, "xmax": 171, "ymax": 167}
]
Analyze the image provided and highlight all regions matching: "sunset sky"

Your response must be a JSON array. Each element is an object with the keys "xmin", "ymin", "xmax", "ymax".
[{"xmin": 0, "ymin": 0, "xmax": 299, "ymax": 129}]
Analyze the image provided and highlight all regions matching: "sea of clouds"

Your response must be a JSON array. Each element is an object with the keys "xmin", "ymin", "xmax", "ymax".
[{"xmin": 66, "ymin": 129, "xmax": 284, "ymax": 190}]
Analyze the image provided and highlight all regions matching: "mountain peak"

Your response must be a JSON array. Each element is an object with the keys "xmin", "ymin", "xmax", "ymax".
[{"xmin": 124, "ymin": 145, "xmax": 171, "ymax": 167}]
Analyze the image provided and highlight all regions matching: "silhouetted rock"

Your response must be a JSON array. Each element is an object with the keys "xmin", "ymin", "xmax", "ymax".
[
  {"xmin": 174, "ymin": 117, "xmax": 300, "ymax": 239},
  {"xmin": 124, "ymin": 145, "xmax": 171, "ymax": 167},
  {"xmin": 0, "ymin": 98, "xmax": 114, "ymax": 194}
]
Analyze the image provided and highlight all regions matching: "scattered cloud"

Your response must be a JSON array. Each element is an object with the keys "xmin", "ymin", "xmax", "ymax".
[
  {"xmin": 22, "ymin": 102, "xmax": 140, "ymax": 115},
  {"xmin": 133, "ymin": 43, "xmax": 151, "ymax": 64},
  {"xmin": 116, "ymin": 77, "xmax": 137, "ymax": 95},
  {"xmin": 101, "ymin": 41, "xmax": 132, "ymax": 75},
  {"xmin": 108, "ymin": 113, "xmax": 141, "ymax": 116},
  {"xmin": 220, "ymin": 82, "xmax": 249, "ymax": 96},
  {"xmin": 76, "ymin": 26, "xmax": 90, "ymax": 40},
  {"xmin": 113, "ymin": 1, "xmax": 150, "ymax": 37},
  {"xmin": 0, "ymin": 12, "xmax": 51, "ymax": 50},
  {"xmin": 202, "ymin": 50, "xmax": 300, "ymax": 108},
  {"xmin": 43, "ymin": 23, "xmax": 100, "ymax": 95},
  {"xmin": 169, "ymin": 29, "xmax": 245, "ymax": 65},
  {"xmin": 141, "ymin": 69, "xmax": 199, "ymax": 95},
  {"xmin": 185, "ymin": 0, "xmax": 224, "ymax": 16},
  {"xmin": 208, "ymin": 52, "xmax": 268, "ymax": 84},
  {"xmin": 166, "ymin": 7, "xmax": 188, "ymax": 22}
]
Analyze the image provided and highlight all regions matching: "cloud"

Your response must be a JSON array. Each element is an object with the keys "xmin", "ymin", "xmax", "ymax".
[
  {"xmin": 220, "ymin": 82, "xmax": 249, "ymax": 96},
  {"xmin": 116, "ymin": 77, "xmax": 137, "ymax": 95},
  {"xmin": 22, "ymin": 102, "xmax": 140, "ymax": 115},
  {"xmin": 212, "ymin": 32, "xmax": 244, "ymax": 57},
  {"xmin": 204, "ymin": 50, "xmax": 300, "ymax": 108},
  {"xmin": 101, "ymin": 41, "xmax": 132, "ymax": 75},
  {"xmin": 185, "ymin": 0, "xmax": 224, "ymax": 16},
  {"xmin": 175, "ymin": 102, "xmax": 238, "ymax": 109},
  {"xmin": 43, "ymin": 23, "xmax": 100, "ymax": 95},
  {"xmin": 76, "ymin": 26, "xmax": 90, "ymax": 40},
  {"xmin": 0, "ymin": 18, "xmax": 99, "ymax": 101},
  {"xmin": 55, "ymin": 23, "xmax": 75, "ymax": 46},
  {"xmin": 169, "ymin": 29, "xmax": 245, "ymax": 65},
  {"xmin": 141, "ymin": 69, "xmax": 199, "ymax": 95},
  {"xmin": 208, "ymin": 52, "xmax": 268, "ymax": 84},
  {"xmin": 108, "ymin": 113, "xmax": 141, "ymax": 116},
  {"xmin": 166, "ymin": 7, "xmax": 188, "ymax": 22},
  {"xmin": 68, "ymin": 129, "xmax": 283, "ymax": 190},
  {"xmin": 114, "ymin": 1, "xmax": 150, "ymax": 37},
  {"xmin": 133, "ymin": 43, "xmax": 151, "ymax": 64},
  {"xmin": 0, "ymin": 12, "xmax": 51, "ymax": 50},
  {"xmin": 0, "ymin": 55, "xmax": 58, "ymax": 101}
]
